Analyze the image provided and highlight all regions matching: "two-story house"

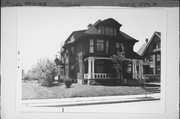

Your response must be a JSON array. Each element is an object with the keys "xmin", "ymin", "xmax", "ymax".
[
  {"xmin": 137, "ymin": 32, "xmax": 161, "ymax": 81},
  {"xmin": 61, "ymin": 18, "xmax": 143, "ymax": 84}
]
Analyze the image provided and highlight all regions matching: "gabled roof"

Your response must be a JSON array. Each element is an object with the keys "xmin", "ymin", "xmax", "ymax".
[
  {"xmin": 125, "ymin": 50, "xmax": 142, "ymax": 59},
  {"xmin": 63, "ymin": 18, "xmax": 139, "ymax": 48},
  {"xmin": 95, "ymin": 18, "xmax": 122, "ymax": 28},
  {"xmin": 120, "ymin": 31, "xmax": 138, "ymax": 42},
  {"xmin": 137, "ymin": 31, "xmax": 161, "ymax": 56},
  {"xmin": 65, "ymin": 30, "xmax": 86, "ymax": 44}
]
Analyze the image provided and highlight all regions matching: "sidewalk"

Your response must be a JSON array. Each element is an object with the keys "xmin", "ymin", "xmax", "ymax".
[{"xmin": 22, "ymin": 93, "xmax": 160, "ymax": 107}]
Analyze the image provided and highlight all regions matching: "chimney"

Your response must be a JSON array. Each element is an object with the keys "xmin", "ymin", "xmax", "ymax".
[
  {"xmin": 145, "ymin": 38, "xmax": 148, "ymax": 43},
  {"xmin": 87, "ymin": 23, "xmax": 92, "ymax": 29}
]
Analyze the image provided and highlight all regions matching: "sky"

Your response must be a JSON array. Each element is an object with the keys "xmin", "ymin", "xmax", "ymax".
[{"xmin": 18, "ymin": 7, "xmax": 166, "ymax": 72}]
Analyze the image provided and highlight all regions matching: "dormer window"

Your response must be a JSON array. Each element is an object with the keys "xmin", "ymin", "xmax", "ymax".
[
  {"xmin": 99, "ymin": 26, "xmax": 117, "ymax": 37},
  {"xmin": 105, "ymin": 27, "xmax": 110, "ymax": 35}
]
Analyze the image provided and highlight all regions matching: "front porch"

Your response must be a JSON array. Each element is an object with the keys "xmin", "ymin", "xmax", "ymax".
[
  {"xmin": 81, "ymin": 57, "xmax": 143, "ymax": 85},
  {"xmin": 84, "ymin": 57, "xmax": 116, "ymax": 80}
]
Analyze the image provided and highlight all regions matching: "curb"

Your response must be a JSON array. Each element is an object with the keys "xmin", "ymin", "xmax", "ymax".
[{"xmin": 22, "ymin": 94, "xmax": 160, "ymax": 107}]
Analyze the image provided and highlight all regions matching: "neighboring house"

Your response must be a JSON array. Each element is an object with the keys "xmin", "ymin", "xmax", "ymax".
[
  {"xmin": 61, "ymin": 18, "xmax": 143, "ymax": 84},
  {"xmin": 137, "ymin": 32, "xmax": 161, "ymax": 80}
]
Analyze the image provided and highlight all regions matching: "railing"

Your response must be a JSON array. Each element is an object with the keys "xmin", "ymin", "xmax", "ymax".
[{"xmin": 84, "ymin": 73, "xmax": 116, "ymax": 79}]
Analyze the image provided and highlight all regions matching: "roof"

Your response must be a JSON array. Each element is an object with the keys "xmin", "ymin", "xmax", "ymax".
[
  {"xmin": 137, "ymin": 42, "xmax": 148, "ymax": 55},
  {"xmin": 137, "ymin": 31, "xmax": 161, "ymax": 56},
  {"xmin": 95, "ymin": 18, "xmax": 122, "ymax": 28},
  {"xmin": 63, "ymin": 18, "xmax": 139, "ymax": 48},
  {"xmin": 120, "ymin": 31, "xmax": 138, "ymax": 42},
  {"xmin": 65, "ymin": 30, "xmax": 86, "ymax": 44},
  {"xmin": 125, "ymin": 51, "xmax": 142, "ymax": 59},
  {"xmin": 54, "ymin": 58, "xmax": 63, "ymax": 65}
]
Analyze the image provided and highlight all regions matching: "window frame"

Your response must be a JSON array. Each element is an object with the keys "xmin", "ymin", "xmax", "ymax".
[{"xmin": 96, "ymin": 39, "xmax": 104, "ymax": 52}]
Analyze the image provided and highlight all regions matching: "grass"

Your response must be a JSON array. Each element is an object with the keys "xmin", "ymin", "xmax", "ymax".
[{"xmin": 22, "ymin": 81, "xmax": 149, "ymax": 100}]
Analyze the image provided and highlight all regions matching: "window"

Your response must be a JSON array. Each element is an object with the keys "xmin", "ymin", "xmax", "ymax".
[
  {"xmin": 109, "ymin": 27, "xmax": 113, "ymax": 36},
  {"xmin": 156, "ymin": 66, "xmax": 160, "ymax": 74},
  {"xmin": 106, "ymin": 41, "xmax": 109, "ymax": 54},
  {"xmin": 105, "ymin": 27, "xmax": 110, "ymax": 35},
  {"xmin": 116, "ymin": 42, "xmax": 120, "ymax": 48},
  {"xmin": 101, "ymin": 27, "xmax": 105, "ymax": 35},
  {"xmin": 157, "ymin": 54, "xmax": 160, "ymax": 61},
  {"xmin": 127, "ymin": 62, "xmax": 132, "ymax": 73},
  {"xmin": 114, "ymin": 29, "xmax": 117, "ymax": 36},
  {"xmin": 95, "ymin": 60, "xmax": 104, "ymax": 73},
  {"xmin": 89, "ymin": 39, "xmax": 94, "ymax": 53},
  {"xmin": 71, "ymin": 46, "xmax": 74, "ymax": 54},
  {"xmin": 97, "ymin": 39, "xmax": 104, "ymax": 51},
  {"xmin": 157, "ymin": 41, "xmax": 161, "ymax": 49},
  {"xmin": 149, "ymin": 55, "xmax": 153, "ymax": 62}
]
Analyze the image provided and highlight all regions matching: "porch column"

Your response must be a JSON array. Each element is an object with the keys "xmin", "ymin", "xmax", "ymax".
[
  {"xmin": 139, "ymin": 60, "xmax": 142, "ymax": 79},
  {"xmin": 88, "ymin": 58, "xmax": 92, "ymax": 79},
  {"xmin": 92, "ymin": 58, "xmax": 95, "ymax": 75},
  {"xmin": 132, "ymin": 60, "xmax": 135, "ymax": 79},
  {"xmin": 132, "ymin": 60, "xmax": 137, "ymax": 79}
]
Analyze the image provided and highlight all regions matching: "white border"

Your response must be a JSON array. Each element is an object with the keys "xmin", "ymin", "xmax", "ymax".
[{"xmin": 2, "ymin": 7, "xmax": 179, "ymax": 119}]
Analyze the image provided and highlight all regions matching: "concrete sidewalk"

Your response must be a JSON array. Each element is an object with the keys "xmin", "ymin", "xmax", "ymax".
[{"xmin": 22, "ymin": 93, "xmax": 160, "ymax": 107}]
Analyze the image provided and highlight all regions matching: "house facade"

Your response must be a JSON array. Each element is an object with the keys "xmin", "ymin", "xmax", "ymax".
[
  {"xmin": 137, "ymin": 32, "xmax": 161, "ymax": 81},
  {"xmin": 61, "ymin": 18, "xmax": 143, "ymax": 84}
]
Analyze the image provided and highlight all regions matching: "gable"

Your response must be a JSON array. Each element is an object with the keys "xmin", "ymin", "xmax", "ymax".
[
  {"xmin": 84, "ymin": 25, "xmax": 99, "ymax": 34},
  {"xmin": 139, "ymin": 32, "xmax": 161, "ymax": 56}
]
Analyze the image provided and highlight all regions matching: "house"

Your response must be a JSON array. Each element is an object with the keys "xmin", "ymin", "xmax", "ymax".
[
  {"xmin": 137, "ymin": 32, "xmax": 161, "ymax": 81},
  {"xmin": 61, "ymin": 18, "xmax": 143, "ymax": 84}
]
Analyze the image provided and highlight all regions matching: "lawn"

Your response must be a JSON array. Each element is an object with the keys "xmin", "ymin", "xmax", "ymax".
[{"xmin": 22, "ymin": 81, "xmax": 149, "ymax": 100}]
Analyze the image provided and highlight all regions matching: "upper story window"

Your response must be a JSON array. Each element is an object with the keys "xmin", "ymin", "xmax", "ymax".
[
  {"xmin": 109, "ymin": 27, "xmax": 113, "ymax": 36},
  {"xmin": 105, "ymin": 27, "xmax": 110, "ymax": 35},
  {"xmin": 157, "ymin": 54, "xmax": 161, "ymax": 61},
  {"xmin": 106, "ymin": 41, "xmax": 109, "ymax": 54},
  {"xmin": 89, "ymin": 39, "xmax": 94, "ymax": 53},
  {"xmin": 114, "ymin": 29, "xmax": 117, "ymax": 36},
  {"xmin": 97, "ymin": 39, "xmax": 104, "ymax": 51},
  {"xmin": 157, "ymin": 41, "xmax": 160, "ymax": 49},
  {"xmin": 99, "ymin": 26, "xmax": 117, "ymax": 37},
  {"xmin": 149, "ymin": 55, "xmax": 153, "ymax": 62},
  {"xmin": 71, "ymin": 46, "xmax": 74, "ymax": 54}
]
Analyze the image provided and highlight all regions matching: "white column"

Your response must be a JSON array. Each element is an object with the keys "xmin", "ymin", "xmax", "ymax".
[
  {"xmin": 132, "ymin": 60, "xmax": 135, "ymax": 79},
  {"xmin": 139, "ymin": 60, "xmax": 142, "ymax": 79},
  {"xmin": 134, "ymin": 60, "xmax": 137, "ymax": 79},
  {"xmin": 88, "ymin": 58, "xmax": 92, "ymax": 79},
  {"xmin": 92, "ymin": 58, "xmax": 95, "ymax": 79}
]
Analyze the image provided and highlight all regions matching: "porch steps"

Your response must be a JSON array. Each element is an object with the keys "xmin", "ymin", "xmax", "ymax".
[
  {"xmin": 143, "ymin": 83, "xmax": 160, "ymax": 93},
  {"xmin": 143, "ymin": 87, "xmax": 160, "ymax": 93}
]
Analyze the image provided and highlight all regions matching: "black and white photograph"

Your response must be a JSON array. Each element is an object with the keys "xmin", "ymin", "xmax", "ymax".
[{"xmin": 14, "ymin": 7, "xmax": 167, "ymax": 113}]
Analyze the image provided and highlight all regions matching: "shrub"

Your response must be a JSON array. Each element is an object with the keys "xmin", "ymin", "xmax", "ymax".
[
  {"xmin": 144, "ymin": 75, "xmax": 160, "ymax": 83},
  {"xmin": 27, "ymin": 58, "xmax": 58, "ymax": 86},
  {"xmin": 38, "ymin": 73, "xmax": 54, "ymax": 86},
  {"xmin": 64, "ymin": 78, "xmax": 72, "ymax": 88}
]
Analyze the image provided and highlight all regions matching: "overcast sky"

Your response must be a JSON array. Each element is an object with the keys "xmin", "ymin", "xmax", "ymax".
[{"xmin": 18, "ymin": 7, "xmax": 166, "ymax": 72}]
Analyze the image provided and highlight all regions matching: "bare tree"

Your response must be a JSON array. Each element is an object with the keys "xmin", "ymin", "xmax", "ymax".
[{"xmin": 111, "ymin": 51, "xmax": 126, "ymax": 82}]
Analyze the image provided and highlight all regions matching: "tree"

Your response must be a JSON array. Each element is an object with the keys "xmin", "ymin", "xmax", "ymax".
[
  {"xmin": 111, "ymin": 51, "xmax": 126, "ymax": 82},
  {"xmin": 25, "ymin": 58, "xmax": 58, "ymax": 86}
]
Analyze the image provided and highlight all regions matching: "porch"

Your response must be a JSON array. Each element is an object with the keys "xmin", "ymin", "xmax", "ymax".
[
  {"xmin": 83, "ymin": 57, "xmax": 116, "ymax": 80},
  {"xmin": 83, "ymin": 57, "xmax": 143, "ymax": 82}
]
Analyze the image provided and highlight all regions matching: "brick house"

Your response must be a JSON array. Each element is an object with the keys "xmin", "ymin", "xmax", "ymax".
[
  {"xmin": 137, "ymin": 32, "xmax": 161, "ymax": 81},
  {"xmin": 61, "ymin": 18, "xmax": 143, "ymax": 84}
]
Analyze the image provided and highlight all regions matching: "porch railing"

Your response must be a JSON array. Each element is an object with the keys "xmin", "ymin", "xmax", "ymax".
[{"xmin": 84, "ymin": 73, "xmax": 116, "ymax": 79}]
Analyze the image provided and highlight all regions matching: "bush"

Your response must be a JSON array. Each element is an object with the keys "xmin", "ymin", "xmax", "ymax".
[
  {"xmin": 144, "ymin": 75, "xmax": 160, "ymax": 83},
  {"xmin": 38, "ymin": 73, "xmax": 55, "ymax": 86},
  {"xmin": 64, "ymin": 78, "xmax": 72, "ymax": 88},
  {"xmin": 27, "ymin": 58, "xmax": 58, "ymax": 86}
]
